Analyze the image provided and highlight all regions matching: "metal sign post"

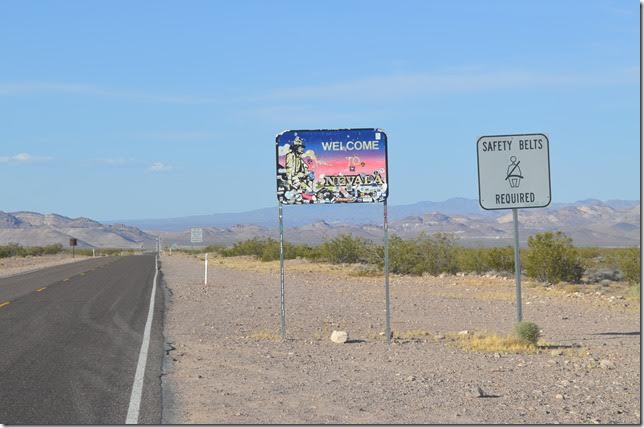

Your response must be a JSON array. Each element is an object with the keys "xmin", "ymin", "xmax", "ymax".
[
  {"xmin": 512, "ymin": 208, "xmax": 523, "ymax": 321},
  {"xmin": 204, "ymin": 253, "xmax": 208, "ymax": 285},
  {"xmin": 69, "ymin": 238, "xmax": 77, "ymax": 258},
  {"xmin": 278, "ymin": 203, "xmax": 286, "ymax": 339},
  {"xmin": 276, "ymin": 128, "xmax": 389, "ymax": 341},
  {"xmin": 383, "ymin": 199, "xmax": 391, "ymax": 344},
  {"xmin": 477, "ymin": 133, "xmax": 551, "ymax": 322}
]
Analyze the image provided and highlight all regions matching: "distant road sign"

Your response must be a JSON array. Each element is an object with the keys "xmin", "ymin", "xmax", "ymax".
[
  {"xmin": 477, "ymin": 133, "xmax": 551, "ymax": 210},
  {"xmin": 276, "ymin": 128, "xmax": 388, "ymax": 205},
  {"xmin": 69, "ymin": 238, "xmax": 78, "ymax": 247},
  {"xmin": 190, "ymin": 228, "xmax": 203, "ymax": 243}
]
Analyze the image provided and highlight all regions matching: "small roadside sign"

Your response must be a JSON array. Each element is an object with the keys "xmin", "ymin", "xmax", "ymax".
[
  {"xmin": 190, "ymin": 228, "xmax": 203, "ymax": 244},
  {"xmin": 477, "ymin": 133, "xmax": 551, "ymax": 210}
]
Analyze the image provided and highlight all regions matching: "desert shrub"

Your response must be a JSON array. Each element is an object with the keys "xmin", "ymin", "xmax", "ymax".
[
  {"xmin": 618, "ymin": 247, "xmax": 640, "ymax": 285},
  {"xmin": 524, "ymin": 232, "xmax": 583, "ymax": 283},
  {"xmin": 514, "ymin": 321, "xmax": 541, "ymax": 345},
  {"xmin": 219, "ymin": 238, "xmax": 315, "ymax": 262},
  {"xmin": 0, "ymin": 243, "xmax": 64, "ymax": 258},
  {"xmin": 386, "ymin": 233, "xmax": 458, "ymax": 275},
  {"xmin": 319, "ymin": 234, "xmax": 374, "ymax": 264},
  {"xmin": 486, "ymin": 246, "xmax": 515, "ymax": 272},
  {"xmin": 457, "ymin": 248, "xmax": 489, "ymax": 274},
  {"xmin": 221, "ymin": 238, "xmax": 269, "ymax": 258}
]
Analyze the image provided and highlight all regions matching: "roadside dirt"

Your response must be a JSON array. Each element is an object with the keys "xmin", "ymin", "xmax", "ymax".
[
  {"xmin": 0, "ymin": 254, "xmax": 90, "ymax": 278},
  {"xmin": 160, "ymin": 254, "xmax": 640, "ymax": 424}
]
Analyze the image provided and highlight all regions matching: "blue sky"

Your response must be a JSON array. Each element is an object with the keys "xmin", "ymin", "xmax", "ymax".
[{"xmin": 0, "ymin": 0, "xmax": 639, "ymax": 220}]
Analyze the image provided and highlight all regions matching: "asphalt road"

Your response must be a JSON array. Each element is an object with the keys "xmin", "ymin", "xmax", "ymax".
[{"xmin": 0, "ymin": 254, "xmax": 164, "ymax": 424}]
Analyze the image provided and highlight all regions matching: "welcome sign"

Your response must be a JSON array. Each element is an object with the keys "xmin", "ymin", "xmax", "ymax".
[{"xmin": 276, "ymin": 129, "xmax": 388, "ymax": 204}]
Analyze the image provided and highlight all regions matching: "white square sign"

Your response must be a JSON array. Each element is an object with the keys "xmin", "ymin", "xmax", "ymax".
[
  {"xmin": 477, "ymin": 133, "xmax": 551, "ymax": 210},
  {"xmin": 190, "ymin": 228, "xmax": 203, "ymax": 243}
]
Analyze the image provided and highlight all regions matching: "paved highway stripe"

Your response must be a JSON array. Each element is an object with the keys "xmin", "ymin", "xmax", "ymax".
[
  {"xmin": 125, "ymin": 254, "xmax": 158, "ymax": 424},
  {"xmin": 0, "ymin": 301, "xmax": 10, "ymax": 309},
  {"xmin": 36, "ymin": 287, "xmax": 47, "ymax": 292}
]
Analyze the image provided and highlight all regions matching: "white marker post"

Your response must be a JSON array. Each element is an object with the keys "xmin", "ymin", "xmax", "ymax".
[
  {"xmin": 204, "ymin": 253, "xmax": 208, "ymax": 285},
  {"xmin": 477, "ymin": 133, "xmax": 551, "ymax": 322}
]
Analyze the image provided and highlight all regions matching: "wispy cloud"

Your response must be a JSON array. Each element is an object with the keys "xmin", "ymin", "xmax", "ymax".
[
  {"xmin": 0, "ymin": 82, "xmax": 215, "ymax": 105},
  {"xmin": 266, "ymin": 68, "xmax": 638, "ymax": 101},
  {"xmin": 0, "ymin": 153, "xmax": 51, "ymax": 163},
  {"xmin": 147, "ymin": 161, "xmax": 174, "ymax": 173},
  {"xmin": 94, "ymin": 157, "xmax": 136, "ymax": 167},
  {"xmin": 132, "ymin": 131, "xmax": 221, "ymax": 142}
]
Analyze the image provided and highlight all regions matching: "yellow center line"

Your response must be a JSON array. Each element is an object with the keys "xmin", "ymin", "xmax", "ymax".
[
  {"xmin": 36, "ymin": 287, "xmax": 47, "ymax": 292},
  {"xmin": 63, "ymin": 278, "xmax": 70, "ymax": 281},
  {"xmin": 0, "ymin": 301, "xmax": 10, "ymax": 309}
]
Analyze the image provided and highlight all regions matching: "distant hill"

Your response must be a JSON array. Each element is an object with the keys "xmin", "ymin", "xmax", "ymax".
[
  {"xmin": 110, "ymin": 197, "xmax": 639, "ymax": 231},
  {"xmin": 3, "ymin": 199, "xmax": 638, "ymax": 249},
  {"xmin": 0, "ymin": 212, "xmax": 157, "ymax": 249},
  {"xmin": 140, "ymin": 198, "xmax": 639, "ymax": 248}
]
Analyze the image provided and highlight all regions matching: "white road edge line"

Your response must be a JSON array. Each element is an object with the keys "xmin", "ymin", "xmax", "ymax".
[{"xmin": 126, "ymin": 254, "xmax": 159, "ymax": 424}]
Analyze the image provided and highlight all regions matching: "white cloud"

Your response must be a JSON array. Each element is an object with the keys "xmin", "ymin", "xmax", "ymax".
[
  {"xmin": 147, "ymin": 162, "xmax": 174, "ymax": 173},
  {"xmin": 95, "ymin": 157, "xmax": 136, "ymax": 167},
  {"xmin": 0, "ymin": 82, "xmax": 214, "ymax": 104},
  {"xmin": 0, "ymin": 153, "xmax": 50, "ymax": 163},
  {"xmin": 266, "ymin": 68, "xmax": 638, "ymax": 101}
]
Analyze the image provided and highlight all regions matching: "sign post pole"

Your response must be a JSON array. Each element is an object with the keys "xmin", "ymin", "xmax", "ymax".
[
  {"xmin": 384, "ymin": 199, "xmax": 391, "ymax": 344},
  {"xmin": 512, "ymin": 208, "xmax": 523, "ymax": 322},
  {"xmin": 205, "ymin": 253, "xmax": 208, "ymax": 285},
  {"xmin": 278, "ymin": 203, "xmax": 286, "ymax": 339}
]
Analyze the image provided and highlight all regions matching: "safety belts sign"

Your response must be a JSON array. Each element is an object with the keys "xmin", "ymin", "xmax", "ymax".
[{"xmin": 477, "ymin": 133, "xmax": 551, "ymax": 210}]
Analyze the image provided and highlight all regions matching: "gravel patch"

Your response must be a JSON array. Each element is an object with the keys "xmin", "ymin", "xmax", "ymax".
[{"xmin": 161, "ymin": 254, "xmax": 640, "ymax": 424}]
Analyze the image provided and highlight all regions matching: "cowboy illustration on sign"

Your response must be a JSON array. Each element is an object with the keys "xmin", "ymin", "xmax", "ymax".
[{"xmin": 276, "ymin": 129, "xmax": 388, "ymax": 205}]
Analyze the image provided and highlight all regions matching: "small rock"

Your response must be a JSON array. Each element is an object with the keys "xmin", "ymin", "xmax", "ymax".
[
  {"xmin": 439, "ymin": 273, "xmax": 447, "ymax": 278},
  {"xmin": 560, "ymin": 380, "xmax": 570, "ymax": 386},
  {"xmin": 555, "ymin": 394, "xmax": 564, "ymax": 400},
  {"xmin": 457, "ymin": 330, "xmax": 470, "ymax": 336},
  {"xmin": 405, "ymin": 375, "xmax": 416, "ymax": 382},
  {"xmin": 599, "ymin": 359, "xmax": 616, "ymax": 369},
  {"xmin": 330, "ymin": 330, "xmax": 348, "ymax": 344},
  {"xmin": 550, "ymin": 350, "xmax": 563, "ymax": 356},
  {"xmin": 434, "ymin": 334, "xmax": 445, "ymax": 340},
  {"xmin": 493, "ymin": 353, "xmax": 501, "ymax": 359}
]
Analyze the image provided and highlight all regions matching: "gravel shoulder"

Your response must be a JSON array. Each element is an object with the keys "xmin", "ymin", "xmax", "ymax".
[
  {"xmin": 161, "ymin": 254, "xmax": 640, "ymax": 424},
  {"xmin": 0, "ymin": 254, "xmax": 91, "ymax": 278}
]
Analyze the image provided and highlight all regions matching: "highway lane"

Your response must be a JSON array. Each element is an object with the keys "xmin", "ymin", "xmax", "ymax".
[{"xmin": 0, "ymin": 254, "xmax": 164, "ymax": 424}]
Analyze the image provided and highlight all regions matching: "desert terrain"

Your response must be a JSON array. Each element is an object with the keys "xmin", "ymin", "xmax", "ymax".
[
  {"xmin": 0, "ymin": 253, "xmax": 90, "ymax": 278},
  {"xmin": 160, "ymin": 253, "xmax": 640, "ymax": 424}
]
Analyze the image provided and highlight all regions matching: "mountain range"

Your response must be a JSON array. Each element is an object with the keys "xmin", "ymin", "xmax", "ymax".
[
  {"xmin": 0, "ymin": 198, "xmax": 639, "ymax": 249},
  {"xmin": 0, "ymin": 211, "xmax": 157, "ymax": 249}
]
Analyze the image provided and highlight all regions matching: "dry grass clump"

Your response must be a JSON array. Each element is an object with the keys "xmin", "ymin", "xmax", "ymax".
[
  {"xmin": 451, "ymin": 331, "xmax": 538, "ymax": 354},
  {"xmin": 394, "ymin": 330, "xmax": 432, "ymax": 342}
]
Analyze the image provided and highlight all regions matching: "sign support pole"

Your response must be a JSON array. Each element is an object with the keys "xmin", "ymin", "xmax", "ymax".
[
  {"xmin": 384, "ymin": 199, "xmax": 391, "ymax": 344},
  {"xmin": 204, "ymin": 253, "xmax": 208, "ymax": 285},
  {"xmin": 512, "ymin": 208, "xmax": 523, "ymax": 322},
  {"xmin": 278, "ymin": 203, "xmax": 286, "ymax": 339}
]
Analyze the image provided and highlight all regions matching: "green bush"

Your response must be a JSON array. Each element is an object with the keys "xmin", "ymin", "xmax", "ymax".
[
  {"xmin": 514, "ymin": 321, "xmax": 541, "ymax": 345},
  {"xmin": 618, "ymin": 247, "xmax": 640, "ymax": 285},
  {"xmin": 456, "ymin": 248, "xmax": 488, "ymax": 274},
  {"xmin": 524, "ymin": 232, "xmax": 583, "ymax": 283},
  {"xmin": 486, "ymin": 246, "xmax": 515, "ymax": 272},
  {"xmin": 0, "ymin": 243, "xmax": 64, "ymax": 258},
  {"xmin": 319, "ymin": 234, "xmax": 374, "ymax": 264},
  {"xmin": 387, "ymin": 233, "xmax": 458, "ymax": 276}
]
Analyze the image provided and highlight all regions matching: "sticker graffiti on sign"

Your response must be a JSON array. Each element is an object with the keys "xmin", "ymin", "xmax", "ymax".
[{"xmin": 275, "ymin": 129, "xmax": 388, "ymax": 204}]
